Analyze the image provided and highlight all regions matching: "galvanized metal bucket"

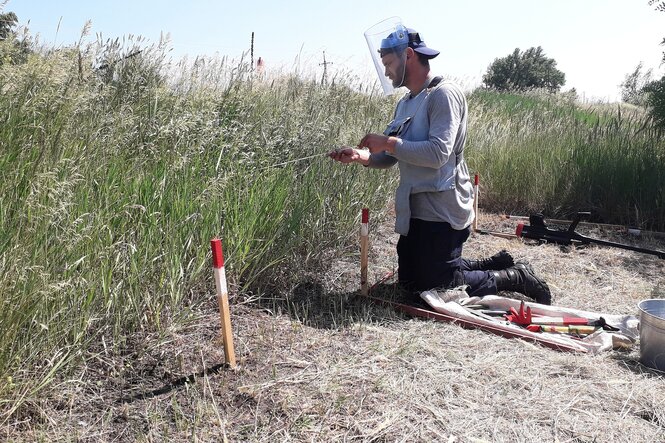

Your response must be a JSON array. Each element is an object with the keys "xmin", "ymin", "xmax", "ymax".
[{"xmin": 638, "ymin": 299, "xmax": 665, "ymax": 371}]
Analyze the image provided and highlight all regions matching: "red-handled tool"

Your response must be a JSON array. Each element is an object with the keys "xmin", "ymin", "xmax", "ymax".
[
  {"xmin": 529, "ymin": 316, "xmax": 592, "ymax": 326},
  {"xmin": 504, "ymin": 302, "xmax": 607, "ymax": 328}
]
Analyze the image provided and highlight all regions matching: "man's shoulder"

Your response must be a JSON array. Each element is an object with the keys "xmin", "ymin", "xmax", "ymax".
[
  {"xmin": 431, "ymin": 78, "xmax": 464, "ymax": 94},
  {"xmin": 430, "ymin": 79, "xmax": 466, "ymax": 104}
]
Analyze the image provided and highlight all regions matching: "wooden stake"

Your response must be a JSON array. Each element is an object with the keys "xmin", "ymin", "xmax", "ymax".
[
  {"xmin": 360, "ymin": 208, "xmax": 369, "ymax": 296},
  {"xmin": 473, "ymin": 173, "xmax": 479, "ymax": 232},
  {"xmin": 210, "ymin": 238, "xmax": 237, "ymax": 368}
]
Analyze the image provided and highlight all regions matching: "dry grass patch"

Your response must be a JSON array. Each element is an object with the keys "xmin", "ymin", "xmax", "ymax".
[{"xmin": 2, "ymin": 213, "xmax": 664, "ymax": 442}]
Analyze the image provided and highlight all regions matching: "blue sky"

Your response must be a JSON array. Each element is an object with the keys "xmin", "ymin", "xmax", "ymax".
[{"xmin": 6, "ymin": 0, "xmax": 665, "ymax": 101}]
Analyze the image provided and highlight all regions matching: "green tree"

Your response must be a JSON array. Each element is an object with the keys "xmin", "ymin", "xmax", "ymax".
[
  {"xmin": 482, "ymin": 46, "xmax": 566, "ymax": 92},
  {"xmin": 649, "ymin": 0, "xmax": 665, "ymax": 12},
  {"xmin": 621, "ymin": 62, "xmax": 652, "ymax": 106},
  {"xmin": 0, "ymin": 11, "xmax": 30, "ymax": 64},
  {"xmin": 0, "ymin": 11, "xmax": 18, "ymax": 39},
  {"xmin": 643, "ymin": 1, "xmax": 665, "ymax": 129},
  {"xmin": 643, "ymin": 77, "xmax": 665, "ymax": 128}
]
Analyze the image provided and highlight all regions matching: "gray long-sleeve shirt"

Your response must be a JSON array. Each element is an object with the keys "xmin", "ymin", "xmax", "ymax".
[{"xmin": 368, "ymin": 77, "xmax": 475, "ymax": 235}]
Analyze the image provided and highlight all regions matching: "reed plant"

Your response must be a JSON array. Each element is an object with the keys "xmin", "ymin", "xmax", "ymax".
[
  {"xmin": 0, "ymin": 38, "xmax": 396, "ymax": 419},
  {"xmin": 467, "ymin": 89, "xmax": 665, "ymax": 229}
]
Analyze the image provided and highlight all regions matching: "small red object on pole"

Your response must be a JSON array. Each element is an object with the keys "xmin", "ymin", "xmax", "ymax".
[
  {"xmin": 210, "ymin": 238, "xmax": 237, "ymax": 368},
  {"xmin": 360, "ymin": 208, "xmax": 369, "ymax": 296},
  {"xmin": 473, "ymin": 173, "xmax": 480, "ymax": 232}
]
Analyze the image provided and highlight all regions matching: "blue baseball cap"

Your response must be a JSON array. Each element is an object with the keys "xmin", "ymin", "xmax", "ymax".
[
  {"xmin": 379, "ymin": 27, "xmax": 440, "ymax": 59},
  {"xmin": 406, "ymin": 28, "xmax": 440, "ymax": 59}
]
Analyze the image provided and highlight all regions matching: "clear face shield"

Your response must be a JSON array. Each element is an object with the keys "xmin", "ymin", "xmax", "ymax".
[{"xmin": 364, "ymin": 17, "xmax": 408, "ymax": 96}]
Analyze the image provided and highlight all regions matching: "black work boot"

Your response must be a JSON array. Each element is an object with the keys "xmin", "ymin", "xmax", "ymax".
[
  {"xmin": 464, "ymin": 250, "xmax": 515, "ymax": 271},
  {"xmin": 492, "ymin": 263, "xmax": 551, "ymax": 305}
]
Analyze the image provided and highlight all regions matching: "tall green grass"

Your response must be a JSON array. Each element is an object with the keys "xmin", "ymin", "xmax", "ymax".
[
  {"xmin": 467, "ymin": 89, "xmax": 665, "ymax": 228},
  {"xmin": 0, "ymin": 38, "xmax": 396, "ymax": 419},
  {"xmin": 2, "ymin": 34, "xmax": 664, "ymax": 422}
]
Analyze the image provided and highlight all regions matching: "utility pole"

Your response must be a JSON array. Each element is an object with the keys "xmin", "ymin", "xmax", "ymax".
[{"xmin": 319, "ymin": 51, "xmax": 333, "ymax": 85}]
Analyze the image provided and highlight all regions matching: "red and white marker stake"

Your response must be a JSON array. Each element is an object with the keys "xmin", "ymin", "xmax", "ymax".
[
  {"xmin": 360, "ymin": 208, "xmax": 369, "ymax": 296},
  {"xmin": 210, "ymin": 238, "xmax": 237, "ymax": 368},
  {"xmin": 473, "ymin": 173, "xmax": 480, "ymax": 232}
]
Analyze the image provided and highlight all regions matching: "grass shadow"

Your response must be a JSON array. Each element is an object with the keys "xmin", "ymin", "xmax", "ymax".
[
  {"xmin": 610, "ymin": 352, "xmax": 665, "ymax": 380},
  {"xmin": 116, "ymin": 362, "xmax": 230, "ymax": 404},
  {"xmin": 253, "ymin": 278, "xmax": 423, "ymax": 330}
]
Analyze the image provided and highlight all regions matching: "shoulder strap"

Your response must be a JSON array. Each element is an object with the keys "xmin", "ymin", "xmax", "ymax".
[
  {"xmin": 428, "ymin": 76, "xmax": 444, "ymax": 89},
  {"xmin": 426, "ymin": 76, "xmax": 465, "ymax": 166},
  {"xmin": 393, "ymin": 76, "xmax": 445, "ymax": 120}
]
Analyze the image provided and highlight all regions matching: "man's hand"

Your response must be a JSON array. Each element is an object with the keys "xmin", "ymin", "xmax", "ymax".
[
  {"xmin": 358, "ymin": 133, "xmax": 399, "ymax": 154},
  {"xmin": 328, "ymin": 147, "xmax": 370, "ymax": 166}
]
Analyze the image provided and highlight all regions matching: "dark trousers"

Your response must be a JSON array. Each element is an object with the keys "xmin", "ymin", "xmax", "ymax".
[{"xmin": 397, "ymin": 218, "xmax": 497, "ymax": 296}]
